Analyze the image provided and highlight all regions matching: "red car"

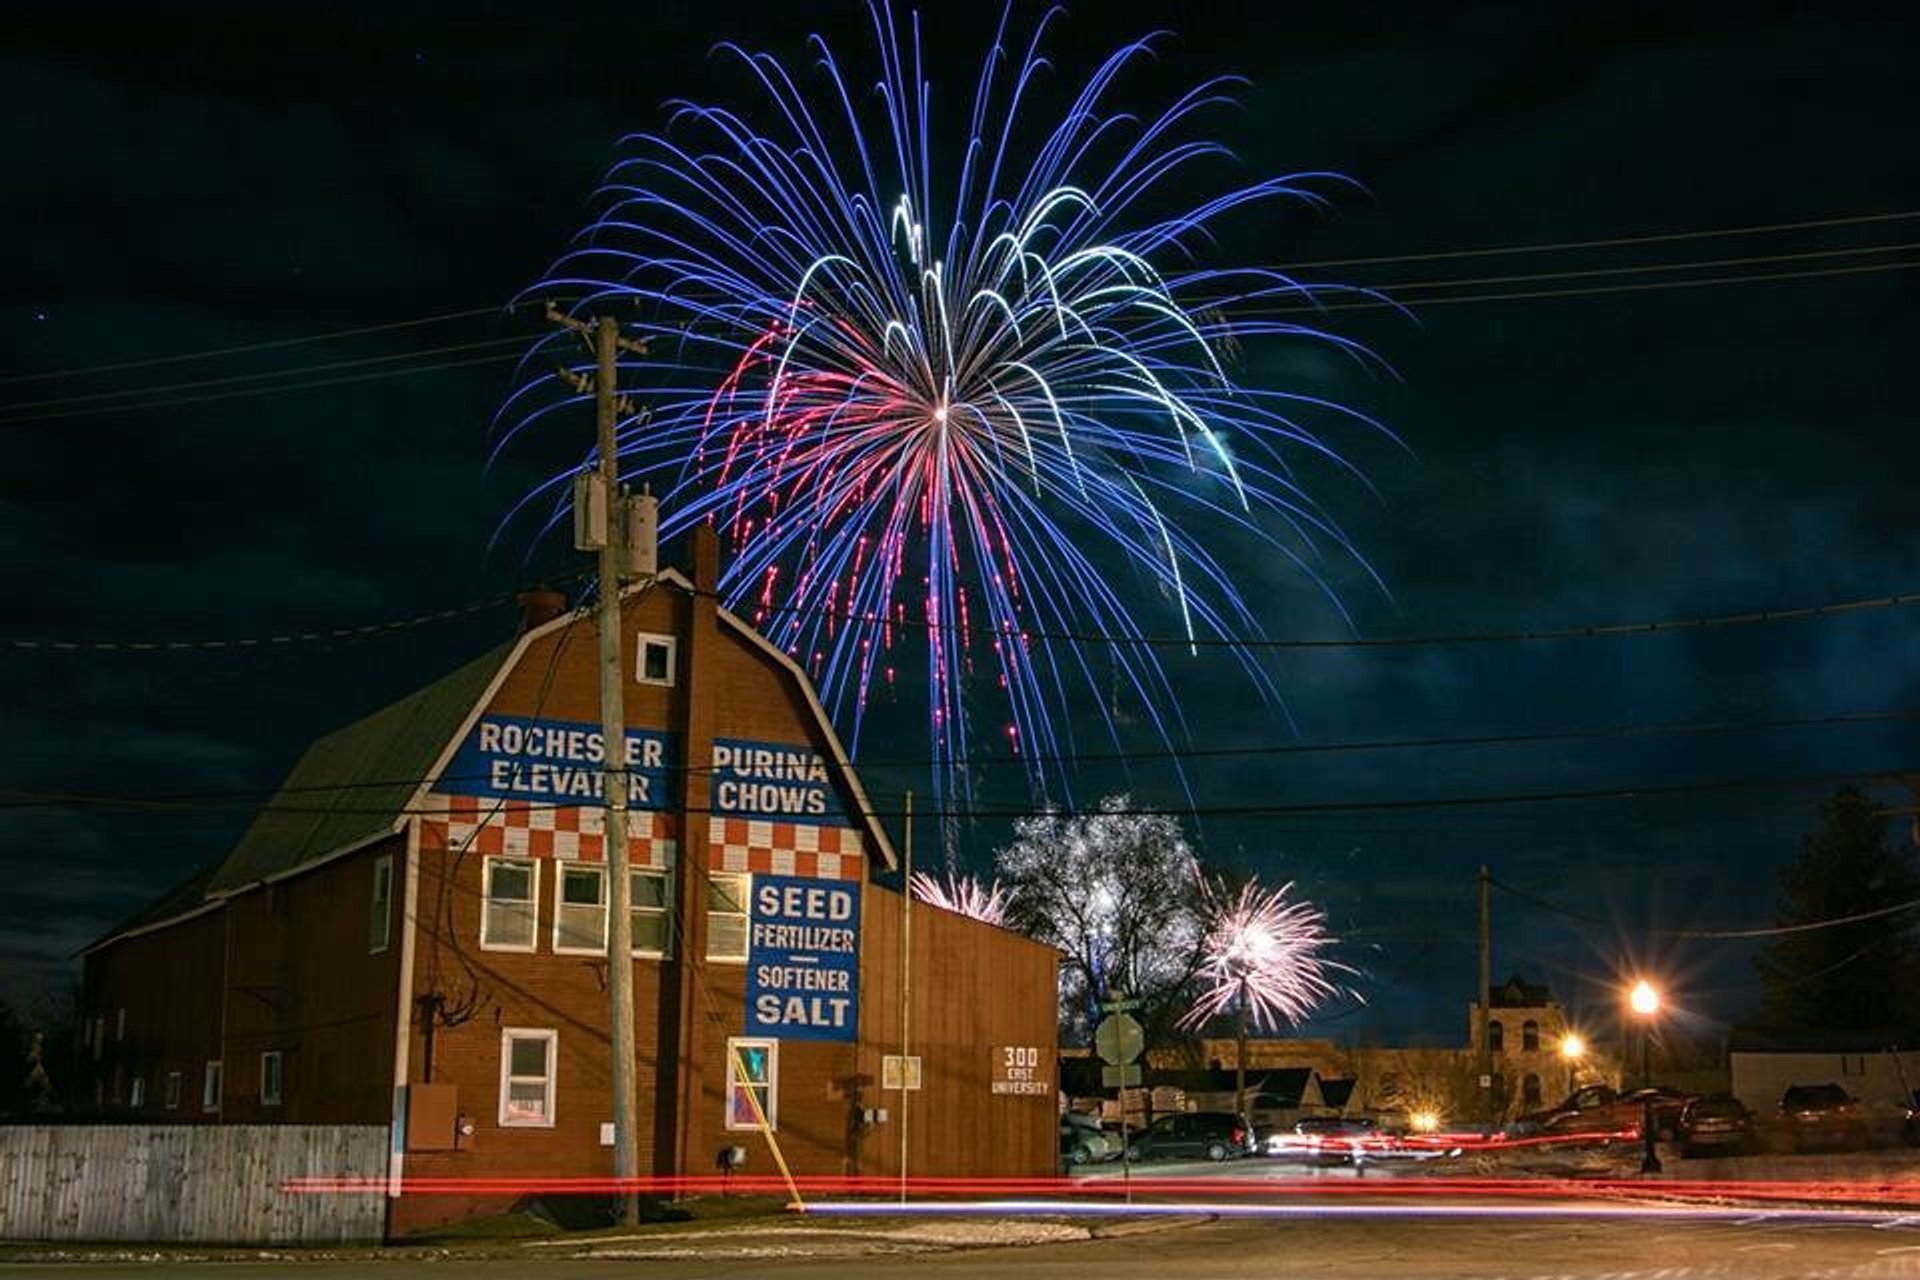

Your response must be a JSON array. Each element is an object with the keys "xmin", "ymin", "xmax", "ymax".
[{"xmin": 1512, "ymin": 1084, "xmax": 1695, "ymax": 1140}]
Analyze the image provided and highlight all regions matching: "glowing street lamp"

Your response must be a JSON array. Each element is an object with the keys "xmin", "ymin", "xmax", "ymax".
[
  {"xmin": 1627, "ymin": 980, "xmax": 1661, "ymax": 1087},
  {"xmin": 1558, "ymin": 1032, "xmax": 1586, "ymax": 1095},
  {"xmin": 1625, "ymin": 978, "xmax": 1663, "ymax": 1174}
]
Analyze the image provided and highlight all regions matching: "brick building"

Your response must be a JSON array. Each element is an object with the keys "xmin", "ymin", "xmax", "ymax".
[{"xmin": 81, "ymin": 531, "xmax": 1058, "ymax": 1236}]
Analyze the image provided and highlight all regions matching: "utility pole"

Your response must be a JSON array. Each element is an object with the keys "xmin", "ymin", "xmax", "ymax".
[
  {"xmin": 550, "ymin": 303, "xmax": 650, "ymax": 1226},
  {"xmin": 898, "ymin": 790, "xmax": 913, "ymax": 1204},
  {"xmin": 1476, "ymin": 865, "xmax": 1492, "ymax": 1133}
]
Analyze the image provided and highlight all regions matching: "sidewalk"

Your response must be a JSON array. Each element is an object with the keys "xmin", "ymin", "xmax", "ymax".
[{"xmin": 0, "ymin": 1201, "xmax": 1209, "ymax": 1266}]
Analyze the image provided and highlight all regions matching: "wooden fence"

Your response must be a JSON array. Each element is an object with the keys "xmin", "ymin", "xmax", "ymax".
[{"xmin": 0, "ymin": 1125, "xmax": 388, "ymax": 1244}]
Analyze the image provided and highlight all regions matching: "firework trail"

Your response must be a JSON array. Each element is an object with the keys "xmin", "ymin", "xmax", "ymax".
[
  {"xmin": 498, "ymin": 3, "xmax": 1392, "ymax": 809},
  {"xmin": 1180, "ymin": 878, "xmax": 1350, "ymax": 1032},
  {"xmin": 908, "ymin": 870, "xmax": 1010, "ymax": 925}
]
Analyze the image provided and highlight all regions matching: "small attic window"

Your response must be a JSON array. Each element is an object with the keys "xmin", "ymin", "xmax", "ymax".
[{"xmin": 636, "ymin": 633, "xmax": 676, "ymax": 686}]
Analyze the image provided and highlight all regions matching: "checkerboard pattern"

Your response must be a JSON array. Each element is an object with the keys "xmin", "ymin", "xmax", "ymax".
[
  {"xmin": 420, "ymin": 796, "xmax": 677, "ymax": 870},
  {"xmin": 419, "ymin": 796, "xmax": 863, "ymax": 880},
  {"xmin": 710, "ymin": 818, "xmax": 864, "ymax": 880}
]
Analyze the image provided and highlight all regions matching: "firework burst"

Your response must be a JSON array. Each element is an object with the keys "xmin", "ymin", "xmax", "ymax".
[
  {"xmin": 500, "ymin": 3, "xmax": 1391, "ymax": 806},
  {"xmin": 1179, "ymin": 878, "xmax": 1350, "ymax": 1032},
  {"xmin": 908, "ymin": 870, "xmax": 1009, "ymax": 926}
]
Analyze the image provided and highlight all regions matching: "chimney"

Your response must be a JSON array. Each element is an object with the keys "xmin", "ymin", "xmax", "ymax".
[
  {"xmin": 690, "ymin": 523, "xmax": 720, "ymax": 597},
  {"xmin": 515, "ymin": 584, "xmax": 569, "ymax": 633}
]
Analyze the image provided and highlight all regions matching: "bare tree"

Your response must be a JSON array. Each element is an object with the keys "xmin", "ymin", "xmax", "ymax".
[{"xmin": 995, "ymin": 794, "xmax": 1205, "ymax": 1047}]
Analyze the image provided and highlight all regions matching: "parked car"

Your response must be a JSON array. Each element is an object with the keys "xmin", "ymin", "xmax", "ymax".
[
  {"xmin": 1126, "ymin": 1111, "xmax": 1256, "ymax": 1162},
  {"xmin": 1059, "ymin": 1112, "xmax": 1121, "ymax": 1167},
  {"xmin": 1512, "ymin": 1083, "xmax": 1695, "ymax": 1141},
  {"xmin": 1779, "ymin": 1083, "xmax": 1869, "ymax": 1152},
  {"xmin": 1620, "ymin": 1086, "xmax": 1698, "ymax": 1141},
  {"xmin": 1677, "ymin": 1093, "xmax": 1756, "ymax": 1157}
]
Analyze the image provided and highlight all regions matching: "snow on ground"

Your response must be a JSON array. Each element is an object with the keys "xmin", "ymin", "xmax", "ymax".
[{"xmin": 549, "ymin": 1218, "xmax": 1093, "ymax": 1260}]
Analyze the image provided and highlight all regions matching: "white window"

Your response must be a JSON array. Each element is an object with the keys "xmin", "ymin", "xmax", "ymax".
[
  {"xmin": 707, "ymin": 873, "xmax": 750, "ymax": 961},
  {"xmin": 725, "ymin": 1037, "xmax": 778, "ymax": 1131},
  {"xmin": 202, "ymin": 1060, "xmax": 223, "ymax": 1113},
  {"xmin": 481, "ymin": 857, "xmax": 539, "ymax": 951},
  {"xmin": 115, "ymin": 1008, "xmax": 126, "ymax": 1042},
  {"xmin": 554, "ymin": 864, "xmax": 608, "ymax": 954},
  {"xmin": 636, "ymin": 633, "xmax": 676, "ymax": 686},
  {"xmin": 164, "ymin": 1072, "xmax": 182, "ymax": 1110},
  {"xmin": 499, "ymin": 1029, "xmax": 557, "ymax": 1127},
  {"xmin": 369, "ymin": 855, "xmax": 394, "ymax": 953},
  {"xmin": 130, "ymin": 1076, "xmax": 146, "ymax": 1108},
  {"xmin": 260, "ymin": 1051, "xmax": 283, "ymax": 1107},
  {"xmin": 632, "ymin": 870, "xmax": 671, "ymax": 957}
]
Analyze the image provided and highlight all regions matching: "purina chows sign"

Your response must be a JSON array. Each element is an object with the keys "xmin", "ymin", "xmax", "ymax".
[{"xmin": 442, "ymin": 719, "xmax": 849, "ymax": 827}]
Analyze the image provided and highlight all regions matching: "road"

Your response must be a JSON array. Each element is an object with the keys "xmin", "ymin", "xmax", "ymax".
[{"xmin": 10, "ymin": 1200, "xmax": 1920, "ymax": 1280}]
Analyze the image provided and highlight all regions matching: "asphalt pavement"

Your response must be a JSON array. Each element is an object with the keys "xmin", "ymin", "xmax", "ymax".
[{"xmin": 9, "ymin": 1200, "xmax": 1920, "ymax": 1280}]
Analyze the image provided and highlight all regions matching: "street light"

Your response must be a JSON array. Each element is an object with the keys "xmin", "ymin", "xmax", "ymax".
[
  {"xmin": 1628, "ymin": 981, "xmax": 1660, "ymax": 1086},
  {"xmin": 1558, "ymin": 1032, "xmax": 1586, "ymax": 1097},
  {"xmin": 1626, "ymin": 979, "xmax": 1662, "ymax": 1174}
]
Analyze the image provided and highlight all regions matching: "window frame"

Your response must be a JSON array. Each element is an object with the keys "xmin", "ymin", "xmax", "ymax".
[
  {"xmin": 635, "ymin": 632, "xmax": 677, "ymax": 687},
  {"xmin": 164, "ymin": 1071, "xmax": 182, "ymax": 1110},
  {"xmin": 1487, "ymin": 1018, "xmax": 1505, "ymax": 1054},
  {"xmin": 706, "ymin": 872, "xmax": 751, "ymax": 963},
  {"xmin": 260, "ymin": 1050, "xmax": 284, "ymax": 1107},
  {"xmin": 498, "ymin": 1028, "xmax": 558, "ymax": 1129},
  {"xmin": 202, "ymin": 1060, "xmax": 223, "ymax": 1114},
  {"xmin": 130, "ymin": 1076, "xmax": 146, "ymax": 1108},
  {"xmin": 115, "ymin": 1008, "xmax": 126, "ymax": 1042},
  {"xmin": 552, "ymin": 862, "xmax": 610, "ymax": 956},
  {"xmin": 631, "ymin": 868, "xmax": 672, "ymax": 958},
  {"xmin": 369, "ymin": 854, "xmax": 395, "ymax": 953},
  {"xmin": 725, "ymin": 1036, "xmax": 778, "ymax": 1132},
  {"xmin": 480, "ymin": 856, "xmax": 541, "ymax": 953},
  {"xmin": 1521, "ymin": 1019, "xmax": 1540, "ymax": 1053}
]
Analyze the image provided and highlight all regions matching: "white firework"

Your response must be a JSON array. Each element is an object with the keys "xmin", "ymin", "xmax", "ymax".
[
  {"xmin": 1179, "ymin": 878, "xmax": 1350, "ymax": 1032},
  {"xmin": 909, "ymin": 870, "xmax": 1010, "ymax": 926}
]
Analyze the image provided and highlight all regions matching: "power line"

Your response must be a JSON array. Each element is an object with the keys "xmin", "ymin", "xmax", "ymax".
[
  {"xmin": 1273, "ymin": 209, "xmax": 1920, "ymax": 271},
  {"xmin": 2, "ymin": 588, "xmax": 527, "ymax": 653},
  {"xmin": 0, "ymin": 306, "xmax": 503, "ymax": 386},
  {"xmin": 1351, "ymin": 240, "xmax": 1920, "ymax": 295},
  {"xmin": 10, "ymin": 580, "xmax": 1919, "ymax": 656},
  {"xmin": 5, "ymin": 237, "xmax": 1918, "ymax": 425},
  {"xmin": 1252, "ymin": 258, "xmax": 1920, "ymax": 317},
  {"xmin": 0, "ymin": 335, "xmax": 532, "ymax": 414},
  {"xmin": 2, "ymin": 708, "xmax": 1909, "ymax": 801},
  {"xmin": 1, "ymin": 766, "xmax": 1905, "ymax": 819},
  {"xmin": 0, "ymin": 352, "xmax": 525, "ymax": 427},
  {"xmin": 9, "ymin": 209, "xmax": 1908, "ymax": 393},
  {"xmin": 1490, "ymin": 875, "xmax": 1920, "ymax": 941},
  {"xmin": 742, "ymin": 584, "xmax": 1920, "ymax": 650}
]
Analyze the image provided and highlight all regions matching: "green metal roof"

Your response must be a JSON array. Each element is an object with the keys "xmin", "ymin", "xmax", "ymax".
[
  {"xmin": 204, "ymin": 642, "xmax": 509, "ymax": 895},
  {"xmin": 81, "ymin": 858, "xmax": 223, "ymax": 955}
]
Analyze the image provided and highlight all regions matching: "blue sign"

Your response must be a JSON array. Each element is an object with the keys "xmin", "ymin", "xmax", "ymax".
[
  {"xmin": 745, "ymin": 874, "xmax": 860, "ymax": 1041},
  {"xmin": 441, "ymin": 713, "xmax": 676, "ymax": 808},
  {"xmin": 711, "ymin": 738, "xmax": 845, "ymax": 826}
]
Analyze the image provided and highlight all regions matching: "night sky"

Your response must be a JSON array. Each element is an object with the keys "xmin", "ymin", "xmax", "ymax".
[{"xmin": 4, "ymin": 2, "xmax": 1917, "ymax": 1046}]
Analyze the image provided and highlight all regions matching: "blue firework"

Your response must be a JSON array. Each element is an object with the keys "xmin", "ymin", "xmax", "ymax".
[{"xmin": 496, "ymin": 3, "xmax": 1392, "ymax": 811}]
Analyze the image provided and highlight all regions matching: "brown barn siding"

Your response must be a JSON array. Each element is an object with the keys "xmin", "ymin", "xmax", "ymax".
[
  {"xmin": 83, "ymin": 907, "xmax": 226, "ymax": 1119},
  {"xmin": 219, "ymin": 838, "xmax": 403, "ymax": 1125},
  {"xmin": 858, "ymin": 887, "xmax": 1059, "ymax": 1180}
]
